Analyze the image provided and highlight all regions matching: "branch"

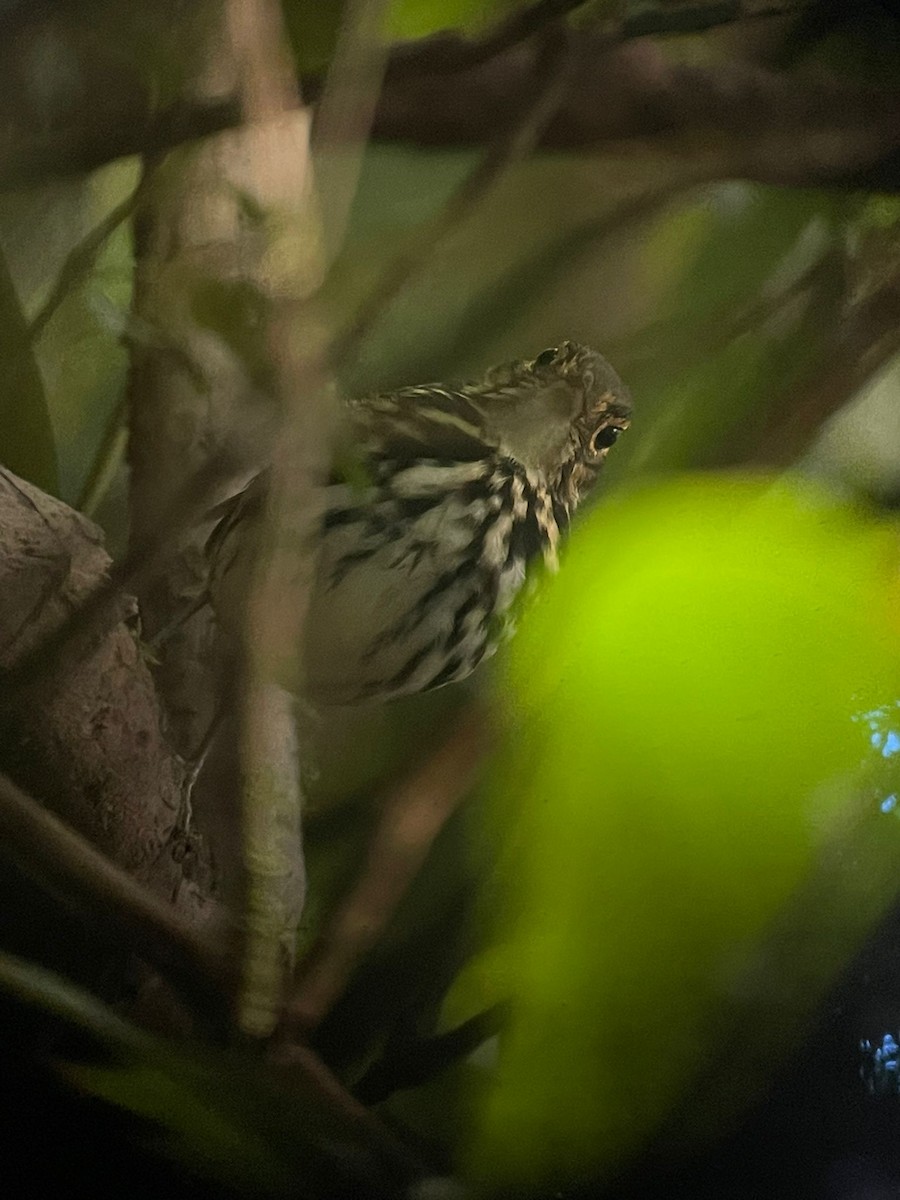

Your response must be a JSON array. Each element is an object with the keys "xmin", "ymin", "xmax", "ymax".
[
  {"xmin": 355, "ymin": 1002, "xmax": 510, "ymax": 1104},
  {"xmin": 0, "ymin": 767, "xmax": 230, "ymax": 1021},
  {"xmin": 0, "ymin": 97, "xmax": 241, "ymax": 192},
  {"xmin": 218, "ymin": 0, "xmax": 397, "ymax": 1040},
  {"xmin": 386, "ymin": 0, "xmax": 815, "ymax": 76},
  {"xmin": 0, "ymin": 445, "xmax": 251, "ymax": 703},
  {"xmin": 2, "ymin": 6, "xmax": 894, "ymax": 194},
  {"xmin": 267, "ymin": 1040, "xmax": 425, "ymax": 1182},
  {"xmin": 0, "ymin": 469, "xmax": 230, "ymax": 1020},
  {"xmin": 370, "ymin": 40, "xmax": 900, "ymax": 189},
  {"xmin": 288, "ymin": 708, "xmax": 489, "ymax": 1034},
  {"xmin": 748, "ymin": 265, "xmax": 900, "ymax": 466}
]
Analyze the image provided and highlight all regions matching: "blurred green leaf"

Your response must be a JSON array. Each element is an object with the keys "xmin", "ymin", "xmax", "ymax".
[
  {"xmin": 0, "ymin": 246, "xmax": 58, "ymax": 493},
  {"xmin": 469, "ymin": 474, "xmax": 900, "ymax": 1190},
  {"xmin": 189, "ymin": 276, "xmax": 272, "ymax": 390},
  {"xmin": 283, "ymin": 0, "xmax": 348, "ymax": 73},
  {"xmin": 627, "ymin": 188, "xmax": 855, "ymax": 469},
  {"xmin": 68, "ymin": 1061, "xmax": 292, "ymax": 1195},
  {"xmin": 646, "ymin": 188, "xmax": 841, "ymax": 327},
  {"xmin": 0, "ymin": 949, "xmax": 290, "ymax": 1192},
  {"xmin": 284, "ymin": 0, "xmax": 518, "ymax": 72},
  {"xmin": 0, "ymin": 162, "xmax": 137, "ymax": 507},
  {"xmin": 386, "ymin": 0, "xmax": 518, "ymax": 39},
  {"xmin": 0, "ymin": 949, "xmax": 406, "ymax": 1198}
]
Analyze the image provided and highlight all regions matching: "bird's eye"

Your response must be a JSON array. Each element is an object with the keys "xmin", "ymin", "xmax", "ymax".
[
  {"xmin": 590, "ymin": 424, "xmax": 621, "ymax": 452},
  {"xmin": 534, "ymin": 347, "xmax": 558, "ymax": 368}
]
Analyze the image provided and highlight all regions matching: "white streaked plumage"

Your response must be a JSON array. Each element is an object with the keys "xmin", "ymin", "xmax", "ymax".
[{"xmin": 207, "ymin": 342, "xmax": 631, "ymax": 704}]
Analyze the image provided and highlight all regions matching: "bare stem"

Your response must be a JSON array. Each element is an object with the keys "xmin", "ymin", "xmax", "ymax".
[
  {"xmin": 27, "ymin": 179, "xmax": 144, "ymax": 347},
  {"xmin": 288, "ymin": 707, "xmax": 489, "ymax": 1033},
  {"xmin": 329, "ymin": 26, "xmax": 572, "ymax": 368}
]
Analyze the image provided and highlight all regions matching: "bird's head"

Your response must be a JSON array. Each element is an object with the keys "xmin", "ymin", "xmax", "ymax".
[{"xmin": 470, "ymin": 341, "xmax": 632, "ymax": 507}]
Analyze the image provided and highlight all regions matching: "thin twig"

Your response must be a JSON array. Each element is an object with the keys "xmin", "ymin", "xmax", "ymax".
[
  {"xmin": 311, "ymin": 0, "xmax": 392, "ymax": 267},
  {"xmin": 0, "ymin": 767, "xmax": 231, "ymax": 1020},
  {"xmin": 77, "ymin": 398, "xmax": 127, "ymax": 517},
  {"xmin": 32, "ymin": 178, "xmax": 141, "ymax": 516},
  {"xmin": 27, "ymin": 180, "xmax": 143, "ymax": 346},
  {"xmin": 355, "ymin": 1001, "xmax": 511, "ymax": 1104},
  {"xmin": 287, "ymin": 707, "xmax": 489, "ymax": 1034},
  {"xmin": 267, "ymin": 1039, "xmax": 426, "ymax": 1185},
  {"xmin": 749, "ymin": 266, "xmax": 900, "ymax": 466},
  {"xmin": 329, "ymin": 25, "xmax": 573, "ymax": 368}
]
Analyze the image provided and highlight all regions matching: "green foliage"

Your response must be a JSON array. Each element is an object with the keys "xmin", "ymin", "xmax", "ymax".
[
  {"xmin": 386, "ymin": 0, "xmax": 518, "ymax": 39},
  {"xmin": 626, "ymin": 187, "xmax": 854, "ymax": 470},
  {"xmin": 67, "ymin": 1060, "xmax": 294, "ymax": 1194},
  {"xmin": 0, "ymin": 949, "xmax": 401, "ymax": 1198},
  {"xmin": 468, "ymin": 475, "xmax": 900, "ymax": 1190},
  {"xmin": 0, "ymin": 950, "xmax": 289, "ymax": 1192},
  {"xmin": 283, "ymin": 0, "xmax": 518, "ymax": 72},
  {"xmin": 0, "ymin": 247, "xmax": 58, "ymax": 493},
  {"xmin": 0, "ymin": 162, "xmax": 136, "ymax": 506}
]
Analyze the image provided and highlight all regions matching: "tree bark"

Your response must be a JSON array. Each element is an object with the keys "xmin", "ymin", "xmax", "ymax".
[{"xmin": 0, "ymin": 468, "xmax": 220, "ymax": 944}]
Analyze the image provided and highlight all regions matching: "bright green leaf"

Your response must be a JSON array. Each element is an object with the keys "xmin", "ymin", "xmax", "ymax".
[{"xmin": 470, "ymin": 475, "xmax": 900, "ymax": 1190}]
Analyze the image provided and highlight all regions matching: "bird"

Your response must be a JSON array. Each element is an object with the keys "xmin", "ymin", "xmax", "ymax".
[{"xmin": 206, "ymin": 341, "xmax": 631, "ymax": 706}]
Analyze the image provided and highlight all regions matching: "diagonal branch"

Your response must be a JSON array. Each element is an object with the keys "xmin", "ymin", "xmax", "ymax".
[
  {"xmin": 329, "ymin": 25, "xmax": 572, "ymax": 367},
  {"xmin": 748, "ymin": 264, "xmax": 900, "ymax": 467},
  {"xmin": 370, "ymin": 40, "xmax": 900, "ymax": 190},
  {"xmin": 26, "ymin": 180, "xmax": 144, "ymax": 347},
  {"xmin": 0, "ymin": 5, "xmax": 882, "ymax": 195},
  {"xmin": 0, "ymin": 768, "xmax": 231, "ymax": 1020},
  {"xmin": 386, "ymin": 0, "xmax": 815, "ymax": 76},
  {"xmin": 288, "ymin": 707, "xmax": 488, "ymax": 1034}
]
